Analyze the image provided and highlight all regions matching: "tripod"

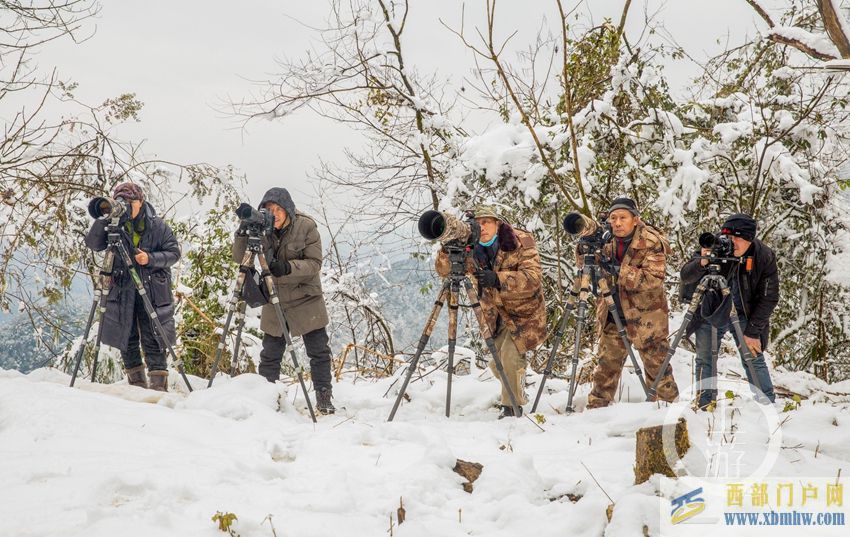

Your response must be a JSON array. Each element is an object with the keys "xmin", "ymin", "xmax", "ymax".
[
  {"xmin": 387, "ymin": 246, "xmax": 521, "ymax": 421},
  {"xmin": 531, "ymin": 252, "xmax": 650, "ymax": 413},
  {"xmin": 70, "ymin": 218, "xmax": 193, "ymax": 392},
  {"xmin": 647, "ymin": 260, "xmax": 765, "ymax": 403},
  {"xmin": 207, "ymin": 233, "xmax": 317, "ymax": 423}
]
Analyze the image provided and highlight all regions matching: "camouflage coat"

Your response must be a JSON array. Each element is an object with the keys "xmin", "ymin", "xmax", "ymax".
[
  {"xmin": 592, "ymin": 221, "xmax": 671, "ymax": 341},
  {"xmin": 435, "ymin": 223, "xmax": 546, "ymax": 354}
]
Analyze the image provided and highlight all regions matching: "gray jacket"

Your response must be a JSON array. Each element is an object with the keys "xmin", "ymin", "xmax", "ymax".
[{"xmin": 232, "ymin": 188, "xmax": 329, "ymax": 337}]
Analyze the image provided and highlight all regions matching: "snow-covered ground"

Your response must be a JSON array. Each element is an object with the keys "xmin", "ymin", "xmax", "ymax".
[{"xmin": 2, "ymin": 344, "xmax": 849, "ymax": 537}]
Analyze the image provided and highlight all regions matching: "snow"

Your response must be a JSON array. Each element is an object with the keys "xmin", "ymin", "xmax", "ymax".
[
  {"xmin": 767, "ymin": 27, "xmax": 840, "ymax": 59},
  {"xmin": 2, "ymin": 338, "xmax": 849, "ymax": 537}
]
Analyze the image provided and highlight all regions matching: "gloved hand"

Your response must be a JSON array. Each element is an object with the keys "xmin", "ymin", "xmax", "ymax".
[
  {"xmin": 476, "ymin": 269, "xmax": 500, "ymax": 289},
  {"xmin": 599, "ymin": 258, "xmax": 620, "ymax": 277},
  {"xmin": 269, "ymin": 259, "xmax": 292, "ymax": 277}
]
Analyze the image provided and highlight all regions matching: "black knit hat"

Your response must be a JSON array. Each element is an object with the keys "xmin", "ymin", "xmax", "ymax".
[
  {"xmin": 608, "ymin": 197, "xmax": 639, "ymax": 216},
  {"xmin": 721, "ymin": 213, "xmax": 757, "ymax": 241}
]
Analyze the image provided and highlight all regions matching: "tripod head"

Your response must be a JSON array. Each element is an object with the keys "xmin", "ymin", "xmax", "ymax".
[
  {"xmin": 245, "ymin": 231, "xmax": 265, "ymax": 253},
  {"xmin": 445, "ymin": 244, "xmax": 472, "ymax": 282}
]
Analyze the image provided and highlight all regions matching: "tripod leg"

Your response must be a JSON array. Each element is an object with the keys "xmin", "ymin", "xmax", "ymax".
[
  {"xmin": 388, "ymin": 281, "xmax": 450, "ymax": 422},
  {"xmin": 725, "ymin": 300, "xmax": 767, "ymax": 400},
  {"xmin": 445, "ymin": 283, "xmax": 459, "ymax": 418},
  {"xmin": 208, "ymin": 264, "xmax": 250, "ymax": 387},
  {"xmin": 113, "ymin": 240, "xmax": 194, "ymax": 392},
  {"xmin": 596, "ymin": 277, "xmax": 650, "ymax": 399},
  {"xmin": 255, "ymin": 262, "xmax": 317, "ymax": 423},
  {"xmin": 460, "ymin": 278, "xmax": 521, "ymax": 418},
  {"xmin": 229, "ymin": 301, "xmax": 247, "ymax": 376},
  {"xmin": 710, "ymin": 326, "xmax": 719, "ymax": 403},
  {"xmin": 647, "ymin": 283, "xmax": 709, "ymax": 399},
  {"xmin": 70, "ymin": 291, "xmax": 100, "ymax": 387},
  {"xmin": 566, "ymin": 272, "xmax": 592, "ymax": 413},
  {"xmin": 89, "ymin": 291, "xmax": 110, "ymax": 383},
  {"xmin": 531, "ymin": 278, "xmax": 579, "ymax": 413},
  {"xmin": 74, "ymin": 250, "xmax": 116, "ymax": 386}
]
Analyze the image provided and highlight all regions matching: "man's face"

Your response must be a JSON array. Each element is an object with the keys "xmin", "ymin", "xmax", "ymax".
[
  {"xmin": 608, "ymin": 209, "xmax": 638, "ymax": 238},
  {"xmin": 129, "ymin": 200, "xmax": 142, "ymax": 219},
  {"xmin": 729, "ymin": 235, "xmax": 752, "ymax": 257},
  {"xmin": 476, "ymin": 217, "xmax": 499, "ymax": 243},
  {"xmin": 264, "ymin": 202, "xmax": 288, "ymax": 229}
]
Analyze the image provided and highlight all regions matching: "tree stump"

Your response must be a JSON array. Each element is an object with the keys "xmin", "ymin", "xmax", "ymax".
[
  {"xmin": 634, "ymin": 418, "xmax": 689, "ymax": 484},
  {"xmin": 453, "ymin": 459, "xmax": 483, "ymax": 493}
]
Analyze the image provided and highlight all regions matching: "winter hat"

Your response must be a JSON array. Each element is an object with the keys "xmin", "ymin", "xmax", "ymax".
[
  {"xmin": 473, "ymin": 204, "xmax": 506, "ymax": 222},
  {"xmin": 112, "ymin": 182, "xmax": 144, "ymax": 202},
  {"xmin": 608, "ymin": 197, "xmax": 639, "ymax": 216},
  {"xmin": 721, "ymin": 213, "xmax": 757, "ymax": 241}
]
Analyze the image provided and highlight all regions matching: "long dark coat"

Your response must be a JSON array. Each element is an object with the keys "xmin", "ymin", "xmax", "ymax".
[{"xmin": 84, "ymin": 202, "xmax": 181, "ymax": 352}]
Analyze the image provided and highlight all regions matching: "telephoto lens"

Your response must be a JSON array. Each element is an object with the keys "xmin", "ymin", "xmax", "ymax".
[
  {"xmin": 417, "ymin": 210, "xmax": 473, "ymax": 245},
  {"xmin": 87, "ymin": 196, "xmax": 129, "ymax": 219}
]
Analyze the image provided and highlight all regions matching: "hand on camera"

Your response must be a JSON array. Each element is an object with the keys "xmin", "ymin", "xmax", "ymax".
[
  {"xmin": 700, "ymin": 247, "xmax": 711, "ymax": 267},
  {"xmin": 476, "ymin": 269, "xmax": 500, "ymax": 289},
  {"xmin": 599, "ymin": 258, "xmax": 620, "ymax": 276},
  {"xmin": 269, "ymin": 259, "xmax": 292, "ymax": 277}
]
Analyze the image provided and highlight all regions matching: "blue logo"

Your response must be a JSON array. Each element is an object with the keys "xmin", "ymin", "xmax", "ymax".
[{"xmin": 671, "ymin": 487, "xmax": 706, "ymax": 524}]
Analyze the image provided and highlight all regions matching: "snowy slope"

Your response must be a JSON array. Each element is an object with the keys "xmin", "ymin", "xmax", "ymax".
[{"xmin": 1, "ymin": 345, "xmax": 849, "ymax": 537}]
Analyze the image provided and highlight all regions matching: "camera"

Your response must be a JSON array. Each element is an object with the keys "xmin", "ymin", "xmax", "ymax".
[
  {"xmin": 699, "ymin": 232, "xmax": 734, "ymax": 258},
  {"xmin": 235, "ymin": 203, "xmax": 275, "ymax": 237},
  {"xmin": 88, "ymin": 196, "xmax": 131, "ymax": 220},
  {"xmin": 418, "ymin": 210, "xmax": 481, "ymax": 248},
  {"xmin": 563, "ymin": 212, "xmax": 613, "ymax": 254}
]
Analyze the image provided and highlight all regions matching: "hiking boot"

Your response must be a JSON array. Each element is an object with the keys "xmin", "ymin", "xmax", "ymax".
[
  {"xmin": 498, "ymin": 405, "xmax": 522, "ymax": 419},
  {"xmin": 315, "ymin": 387, "xmax": 335, "ymax": 415},
  {"xmin": 126, "ymin": 365, "xmax": 148, "ymax": 388},
  {"xmin": 148, "ymin": 370, "xmax": 169, "ymax": 392}
]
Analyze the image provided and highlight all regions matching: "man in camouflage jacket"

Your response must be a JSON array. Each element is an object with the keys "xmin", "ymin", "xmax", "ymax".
[
  {"xmin": 586, "ymin": 198, "xmax": 679, "ymax": 409},
  {"xmin": 435, "ymin": 205, "xmax": 546, "ymax": 418}
]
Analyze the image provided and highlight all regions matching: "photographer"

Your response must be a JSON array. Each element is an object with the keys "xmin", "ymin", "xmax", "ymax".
[
  {"xmin": 585, "ymin": 198, "xmax": 679, "ymax": 409},
  {"xmin": 680, "ymin": 214, "xmax": 778, "ymax": 408},
  {"xmin": 434, "ymin": 205, "xmax": 546, "ymax": 419},
  {"xmin": 84, "ymin": 183, "xmax": 181, "ymax": 391},
  {"xmin": 232, "ymin": 187, "xmax": 335, "ymax": 415}
]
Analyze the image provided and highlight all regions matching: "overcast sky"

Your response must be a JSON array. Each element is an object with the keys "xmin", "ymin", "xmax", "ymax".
[{"xmin": 32, "ymin": 0, "xmax": 764, "ymax": 213}]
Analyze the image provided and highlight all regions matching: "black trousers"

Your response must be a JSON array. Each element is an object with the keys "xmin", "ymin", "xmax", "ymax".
[
  {"xmin": 121, "ymin": 293, "xmax": 167, "ymax": 371},
  {"xmin": 259, "ymin": 327, "xmax": 332, "ymax": 390}
]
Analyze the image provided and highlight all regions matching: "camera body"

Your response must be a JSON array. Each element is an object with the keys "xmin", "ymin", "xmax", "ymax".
[
  {"xmin": 235, "ymin": 203, "xmax": 275, "ymax": 237},
  {"xmin": 699, "ymin": 231, "xmax": 734, "ymax": 258},
  {"xmin": 418, "ymin": 210, "xmax": 481, "ymax": 249},
  {"xmin": 88, "ymin": 196, "xmax": 131, "ymax": 220},
  {"xmin": 563, "ymin": 212, "xmax": 613, "ymax": 255}
]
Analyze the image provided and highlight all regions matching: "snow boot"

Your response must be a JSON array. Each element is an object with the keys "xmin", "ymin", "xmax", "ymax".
[
  {"xmin": 126, "ymin": 365, "xmax": 148, "ymax": 389},
  {"xmin": 498, "ymin": 405, "xmax": 523, "ymax": 419},
  {"xmin": 315, "ymin": 387, "xmax": 335, "ymax": 415},
  {"xmin": 148, "ymin": 370, "xmax": 169, "ymax": 392}
]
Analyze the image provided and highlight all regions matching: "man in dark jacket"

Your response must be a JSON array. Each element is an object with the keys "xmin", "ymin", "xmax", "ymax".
[
  {"xmin": 232, "ymin": 188, "xmax": 335, "ymax": 414},
  {"xmin": 85, "ymin": 182, "xmax": 181, "ymax": 391},
  {"xmin": 680, "ymin": 213, "xmax": 778, "ymax": 407}
]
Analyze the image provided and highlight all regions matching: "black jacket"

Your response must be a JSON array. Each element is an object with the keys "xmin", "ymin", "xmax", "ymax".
[
  {"xmin": 680, "ymin": 238, "xmax": 779, "ymax": 348},
  {"xmin": 85, "ymin": 202, "xmax": 181, "ymax": 351}
]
